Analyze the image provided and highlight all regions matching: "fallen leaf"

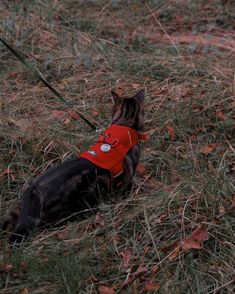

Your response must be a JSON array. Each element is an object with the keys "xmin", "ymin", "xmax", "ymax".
[
  {"xmin": 182, "ymin": 225, "xmax": 208, "ymax": 252},
  {"xmin": 41, "ymin": 255, "xmax": 49, "ymax": 263},
  {"xmin": 19, "ymin": 288, "xmax": 29, "ymax": 294},
  {"xmin": 191, "ymin": 225, "xmax": 208, "ymax": 242},
  {"xmin": 68, "ymin": 110, "xmax": 80, "ymax": 121},
  {"xmin": 218, "ymin": 205, "xmax": 226, "ymax": 213},
  {"xmin": 0, "ymin": 167, "xmax": 14, "ymax": 178},
  {"xmin": 144, "ymin": 281, "xmax": 160, "ymax": 291},
  {"xmin": 19, "ymin": 261, "xmax": 27, "ymax": 272},
  {"xmin": 90, "ymin": 274, "xmax": 99, "ymax": 282},
  {"xmin": 0, "ymin": 263, "xmax": 14, "ymax": 273},
  {"xmin": 182, "ymin": 238, "xmax": 202, "ymax": 251},
  {"xmin": 166, "ymin": 126, "xmax": 175, "ymax": 141},
  {"xmin": 50, "ymin": 110, "xmax": 66, "ymax": 119},
  {"xmin": 199, "ymin": 143, "xmax": 217, "ymax": 155},
  {"xmin": 8, "ymin": 71, "xmax": 19, "ymax": 79},
  {"xmin": 151, "ymin": 265, "xmax": 160, "ymax": 275},
  {"xmin": 136, "ymin": 163, "xmax": 147, "ymax": 175},
  {"xmin": 229, "ymin": 194, "xmax": 235, "ymax": 210},
  {"xmin": 215, "ymin": 111, "xmax": 226, "ymax": 121},
  {"xmin": 168, "ymin": 244, "xmax": 181, "ymax": 261},
  {"xmin": 99, "ymin": 285, "xmax": 115, "ymax": 294},
  {"xmin": 115, "ymin": 87, "xmax": 124, "ymax": 97},
  {"xmin": 3, "ymin": 79, "xmax": 9, "ymax": 87},
  {"xmin": 95, "ymin": 212, "xmax": 104, "ymax": 226},
  {"xmin": 132, "ymin": 83, "xmax": 142, "ymax": 89},
  {"xmin": 153, "ymin": 88, "xmax": 168, "ymax": 97},
  {"xmin": 54, "ymin": 231, "xmax": 65, "ymax": 240},
  {"xmin": 123, "ymin": 266, "xmax": 147, "ymax": 287},
  {"xmin": 120, "ymin": 249, "xmax": 131, "ymax": 268},
  {"xmin": 90, "ymin": 109, "xmax": 99, "ymax": 117}
]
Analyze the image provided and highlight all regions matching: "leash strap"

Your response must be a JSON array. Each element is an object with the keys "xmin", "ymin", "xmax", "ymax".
[{"xmin": 0, "ymin": 37, "xmax": 97, "ymax": 131}]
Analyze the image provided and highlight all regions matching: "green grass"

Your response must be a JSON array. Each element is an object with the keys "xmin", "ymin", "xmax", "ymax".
[{"xmin": 0, "ymin": 0, "xmax": 235, "ymax": 293}]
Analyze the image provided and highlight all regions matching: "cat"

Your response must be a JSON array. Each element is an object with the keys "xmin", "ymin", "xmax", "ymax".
[{"xmin": 2, "ymin": 90, "xmax": 145, "ymax": 244}]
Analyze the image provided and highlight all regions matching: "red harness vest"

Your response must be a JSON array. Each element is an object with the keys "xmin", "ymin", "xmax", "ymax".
[{"xmin": 80, "ymin": 124, "xmax": 146, "ymax": 177}]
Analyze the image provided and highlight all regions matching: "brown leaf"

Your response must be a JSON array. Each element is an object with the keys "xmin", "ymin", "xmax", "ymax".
[
  {"xmin": 229, "ymin": 194, "xmax": 235, "ymax": 210},
  {"xmin": 215, "ymin": 111, "xmax": 226, "ymax": 121},
  {"xmin": 19, "ymin": 288, "xmax": 29, "ymax": 294},
  {"xmin": 41, "ymin": 255, "xmax": 49, "ymax": 263},
  {"xmin": 123, "ymin": 266, "xmax": 147, "ymax": 287},
  {"xmin": 115, "ymin": 87, "xmax": 124, "ymax": 97},
  {"xmin": 144, "ymin": 281, "xmax": 160, "ymax": 291},
  {"xmin": 0, "ymin": 167, "xmax": 14, "ymax": 178},
  {"xmin": 0, "ymin": 263, "xmax": 14, "ymax": 273},
  {"xmin": 153, "ymin": 88, "xmax": 168, "ymax": 97},
  {"xmin": 19, "ymin": 261, "xmax": 27, "ymax": 272},
  {"xmin": 132, "ymin": 83, "xmax": 142, "ymax": 89},
  {"xmin": 8, "ymin": 71, "xmax": 20, "ymax": 79},
  {"xmin": 168, "ymin": 244, "xmax": 181, "ymax": 261},
  {"xmin": 68, "ymin": 110, "xmax": 80, "ymax": 121},
  {"xmin": 95, "ymin": 212, "xmax": 104, "ymax": 226},
  {"xmin": 182, "ymin": 238, "xmax": 202, "ymax": 251},
  {"xmin": 182, "ymin": 225, "xmax": 208, "ymax": 252},
  {"xmin": 99, "ymin": 285, "xmax": 115, "ymax": 294},
  {"xmin": 136, "ymin": 163, "xmax": 147, "ymax": 175},
  {"xmin": 191, "ymin": 225, "xmax": 208, "ymax": 242},
  {"xmin": 54, "ymin": 231, "xmax": 65, "ymax": 240},
  {"xmin": 50, "ymin": 110, "xmax": 66, "ymax": 119},
  {"xmin": 199, "ymin": 143, "xmax": 217, "ymax": 155},
  {"xmin": 120, "ymin": 249, "xmax": 131, "ymax": 268},
  {"xmin": 90, "ymin": 109, "xmax": 99, "ymax": 117},
  {"xmin": 166, "ymin": 126, "xmax": 175, "ymax": 141},
  {"xmin": 151, "ymin": 265, "xmax": 160, "ymax": 275},
  {"xmin": 218, "ymin": 205, "xmax": 226, "ymax": 213},
  {"xmin": 90, "ymin": 274, "xmax": 99, "ymax": 282}
]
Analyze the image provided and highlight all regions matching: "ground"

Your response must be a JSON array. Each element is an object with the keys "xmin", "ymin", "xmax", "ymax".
[{"xmin": 0, "ymin": 0, "xmax": 234, "ymax": 293}]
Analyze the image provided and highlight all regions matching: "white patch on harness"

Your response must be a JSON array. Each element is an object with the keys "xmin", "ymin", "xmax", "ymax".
[
  {"xmin": 88, "ymin": 150, "xmax": 96, "ymax": 156},
  {"xmin": 100, "ymin": 143, "xmax": 111, "ymax": 152}
]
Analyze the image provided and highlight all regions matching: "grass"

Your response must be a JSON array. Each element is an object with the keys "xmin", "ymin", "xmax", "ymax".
[{"xmin": 0, "ymin": 0, "xmax": 235, "ymax": 293}]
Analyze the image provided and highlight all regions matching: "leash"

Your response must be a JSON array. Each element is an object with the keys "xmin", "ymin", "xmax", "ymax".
[{"xmin": 0, "ymin": 37, "xmax": 97, "ymax": 131}]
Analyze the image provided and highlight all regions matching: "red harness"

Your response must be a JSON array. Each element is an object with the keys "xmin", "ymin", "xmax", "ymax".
[{"xmin": 79, "ymin": 124, "xmax": 147, "ymax": 177}]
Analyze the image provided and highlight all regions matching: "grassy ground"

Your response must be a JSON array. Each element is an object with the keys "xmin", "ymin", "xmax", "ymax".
[{"xmin": 0, "ymin": 0, "xmax": 234, "ymax": 293}]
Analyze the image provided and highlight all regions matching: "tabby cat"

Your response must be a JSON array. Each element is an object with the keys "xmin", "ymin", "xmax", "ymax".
[{"xmin": 2, "ymin": 90, "xmax": 145, "ymax": 244}]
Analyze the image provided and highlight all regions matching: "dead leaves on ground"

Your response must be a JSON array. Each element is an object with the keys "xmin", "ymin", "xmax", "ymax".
[
  {"xmin": 0, "ymin": 263, "xmax": 14, "ymax": 273},
  {"xmin": 120, "ymin": 249, "xmax": 132, "ymax": 269},
  {"xmin": 229, "ymin": 194, "xmax": 235, "ymax": 210},
  {"xmin": 99, "ymin": 285, "xmax": 115, "ymax": 294},
  {"xmin": 166, "ymin": 125, "xmax": 176, "ymax": 141},
  {"xmin": 199, "ymin": 143, "xmax": 217, "ymax": 155},
  {"xmin": 0, "ymin": 167, "xmax": 16, "ymax": 181},
  {"xmin": 144, "ymin": 281, "xmax": 161, "ymax": 291},
  {"xmin": 182, "ymin": 224, "xmax": 209, "ymax": 251},
  {"xmin": 18, "ymin": 288, "xmax": 29, "ymax": 294},
  {"xmin": 136, "ymin": 163, "xmax": 147, "ymax": 175},
  {"xmin": 166, "ymin": 225, "xmax": 209, "ymax": 260}
]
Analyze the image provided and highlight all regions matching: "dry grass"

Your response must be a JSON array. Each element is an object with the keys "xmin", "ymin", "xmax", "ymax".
[{"xmin": 0, "ymin": 0, "xmax": 235, "ymax": 293}]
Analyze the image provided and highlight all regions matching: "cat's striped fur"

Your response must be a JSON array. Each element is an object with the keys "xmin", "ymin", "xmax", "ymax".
[{"xmin": 2, "ymin": 90, "xmax": 145, "ymax": 244}]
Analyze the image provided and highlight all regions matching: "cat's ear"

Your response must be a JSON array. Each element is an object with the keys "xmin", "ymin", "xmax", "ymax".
[
  {"xmin": 134, "ymin": 90, "xmax": 145, "ymax": 106},
  {"xmin": 111, "ymin": 90, "xmax": 122, "ymax": 105}
]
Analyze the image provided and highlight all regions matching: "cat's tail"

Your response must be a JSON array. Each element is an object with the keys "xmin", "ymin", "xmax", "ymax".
[{"xmin": 9, "ymin": 185, "xmax": 42, "ymax": 244}]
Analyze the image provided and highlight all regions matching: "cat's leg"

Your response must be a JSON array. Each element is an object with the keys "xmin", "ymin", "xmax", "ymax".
[
  {"xmin": 10, "ymin": 185, "xmax": 42, "ymax": 244},
  {"xmin": 121, "ymin": 144, "xmax": 141, "ymax": 194}
]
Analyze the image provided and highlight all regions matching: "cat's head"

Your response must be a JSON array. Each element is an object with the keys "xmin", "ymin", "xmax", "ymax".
[{"xmin": 111, "ymin": 90, "xmax": 145, "ymax": 132}]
